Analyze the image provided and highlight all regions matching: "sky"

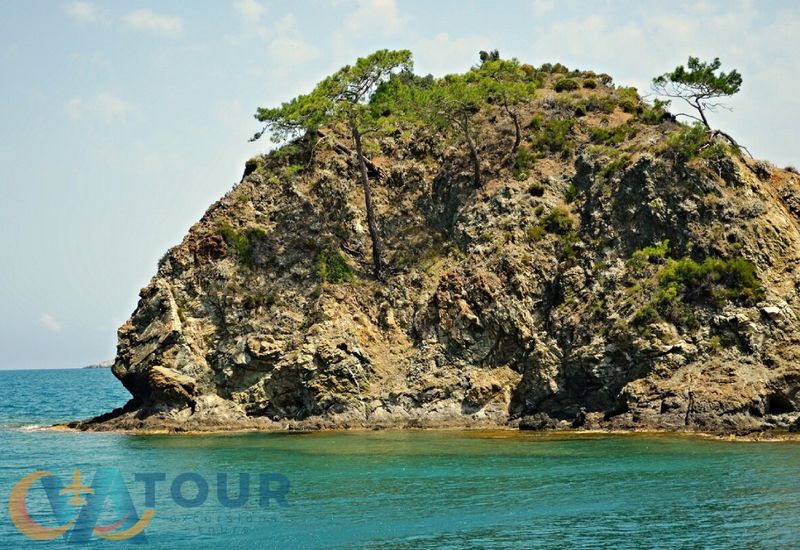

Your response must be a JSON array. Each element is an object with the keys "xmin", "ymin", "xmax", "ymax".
[{"xmin": 0, "ymin": 0, "xmax": 798, "ymax": 369}]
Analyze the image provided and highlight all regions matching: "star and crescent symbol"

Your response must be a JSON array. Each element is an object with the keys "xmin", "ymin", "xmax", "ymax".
[{"xmin": 8, "ymin": 469, "xmax": 154, "ymax": 541}]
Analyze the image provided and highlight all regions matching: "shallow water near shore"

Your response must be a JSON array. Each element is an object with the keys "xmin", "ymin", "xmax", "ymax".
[{"xmin": 2, "ymin": 368, "xmax": 800, "ymax": 548}]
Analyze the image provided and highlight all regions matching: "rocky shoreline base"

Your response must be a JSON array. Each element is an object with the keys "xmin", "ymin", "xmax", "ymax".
[{"xmin": 60, "ymin": 404, "xmax": 800, "ymax": 441}]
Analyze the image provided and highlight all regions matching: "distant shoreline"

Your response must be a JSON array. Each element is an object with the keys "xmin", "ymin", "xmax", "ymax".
[
  {"xmin": 83, "ymin": 360, "xmax": 114, "ymax": 369},
  {"xmin": 0, "ymin": 365, "xmax": 112, "ymax": 371}
]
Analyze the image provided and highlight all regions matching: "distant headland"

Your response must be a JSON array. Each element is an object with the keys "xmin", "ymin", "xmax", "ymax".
[{"xmin": 82, "ymin": 360, "xmax": 114, "ymax": 369}]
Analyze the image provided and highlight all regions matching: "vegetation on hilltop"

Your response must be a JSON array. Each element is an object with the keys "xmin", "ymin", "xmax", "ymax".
[
  {"xmin": 652, "ymin": 56, "xmax": 747, "ymax": 153},
  {"xmin": 249, "ymin": 50, "xmax": 756, "ymax": 320},
  {"xmin": 252, "ymin": 49, "xmax": 413, "ymax": 279}
]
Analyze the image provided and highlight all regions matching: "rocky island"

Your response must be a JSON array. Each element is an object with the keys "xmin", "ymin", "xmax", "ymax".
[{"xmin": 76, "ymin": 51, "xmax": 800, "ymax": 435}]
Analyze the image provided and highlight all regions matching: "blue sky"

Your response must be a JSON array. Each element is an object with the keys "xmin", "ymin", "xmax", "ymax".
[{"xmin": 0, "ymin": 0, "xmax": 797, "ymax": 369}]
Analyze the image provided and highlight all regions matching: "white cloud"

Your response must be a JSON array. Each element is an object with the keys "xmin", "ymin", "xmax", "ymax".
[
  {"xmin": 263, "ymin": 14, "xmax": 319, "ymax": 65},
  {"xmin": 331, "ymin": 0, "xmax": 405, "ymax": 53},
  {"xmin": 529, "ymin": 15, "xmax": 647, "ymax": 67},
  {"xmin": 273, "ymin": 13, "xmax": 298, "ymax": 35},
  {"xmin": 230, "ymin": 3, "xmax": 318, "ymax": 59},
  {"xmin": 531, "ymin": 0, "xmax": 554, "ymax": 17},
  {"xmin": 123, "ymin": 9, "xmax": 183, "ymax": 34},
  {"xmin": 234, "ymin": 0, "xmax": 266, "ymax": 21},
  {"xmin": 344, "ymin": 0, "xmax": 405, "ymax": 36},
  {"xmin": 40, "ymin": 313, "xmax": 62, "ymax": 333},
  {"xmin": 269, "ymin": 37, "xmax": 319, "ymax": 64},
  {"xmin": 233, "ymin": 0, "xmax": 275, "ymax": 43},
  {"xmin": 64, "ymin": 1, "xmax": 107, "ymax": 24},
  {"xmin": 65, "ymin": 93, "xmax": 132, "ymax": 122},
  {"xmin": 414, "ymin": 33, "xmax": 492, "ymax": 76},
  {"xmin": 232, "ymin": 0, "xmax": 269, "ymax": 39},
  {"xmin": 65, "ymin": 3, "xmax": 182, "ymax": 35}
]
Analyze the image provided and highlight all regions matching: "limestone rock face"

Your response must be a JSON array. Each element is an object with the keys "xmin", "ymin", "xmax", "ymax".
[{"xmin": 84, "ymin": 73, "xmax": 800, "ymax": 434}]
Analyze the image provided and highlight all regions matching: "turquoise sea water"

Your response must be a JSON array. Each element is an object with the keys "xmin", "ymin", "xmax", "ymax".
[{"xmin": 1, "ymin": 369, "xmax": 800, "ymax": 548}]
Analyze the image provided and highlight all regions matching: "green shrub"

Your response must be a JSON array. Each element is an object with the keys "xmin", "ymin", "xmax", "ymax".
[
  {"xmin": 245, "ymin": 158, "xmax": 259, "ymax": 172},
  {"xmin": 315, "ymin": 246, "xmax": 354, "ymax": 283},
  {"xmin": 245, "ymin": 157, "xmax": 267, "ymax": 177},
  {"xmin": 632, "ymin": 304, "xmax": 660, "ymax": 326},
  {"xmin": 564, "ymin": 183, "xmax": 578, "ymax": 203},
  {"xmin": 584, "ymin": 96, "xmax": 617, "ymax": 114},
  {"xmin": 615, "ymin": 87, "xmax": 641, "ymax": 113},
  {"xmin": 270, "ymin": 143, "xmax": 303, "ymax": 161},
  {"xmin": 533, "ymin": 118, "xmax": 575, "ymax": 155},
  {"xmin": 513, "ymin": 145, "xmax": 535, "ymax": 180},
  {"xmin": 638, "ymin": 98, "xmax": 670, "ymax": 125},
  {"xmin": 598, "ymin": 154, "xmax": 631, "ymax": 178},
  {"xmin": 283, "ymin": 164, "xmax": 304, "ymax": 178},
  {"xmin": 533, "ymin": 204, "xmax": 545, "ymax": 216},
  {"xmin": 662, "ymin": 123, "xmax": 733, "ymax": 163},
  {"xmin": 582, "ymin": 79, "xmax": 598, "ymax": 89},
  {"xmin": 626, "ymin": 240, "xmax": 670, "ymax": 270},
  {"xmin": 216, "ymin": 223, "xmax": 266, "ymax": 268},
  {"xmin": 574, "ymin": 102, "xmax": 587, "ymax": 117},
  {"xmin": 619, "ymin": 99, "xmax": 638, "ymax": 113},
  {"xmin": 233, "ymin": 190, "xmax": 249, "ymax": 206},
  {"xmin": 658, "ymin": 256, "xmax": 763, "ymax": 304},
  {"xmin": 527, "ymin": 114, "xmax": 543, "ymax": 132},
  {"xmin": 663, "ymin": 123, "xmax": 708, "ymax": 159},
  {"xmin": 529, "ymin": 182, "xmax": 545, "ymax": 197},
  {"xmin": 540, "ymin": 207, "xmax": 574, "ymax": 234},
  {"xmin": 589, "ymin": 123, "xmax": 638, "ymax": 146},
  {"xmin": 628, "ymin": 256, "xmax": 761, "ymax": 328},
  {"xmin": 560, "ymin": 231, "xmax": 579, "ymax": 260},
  {"xmin": 554, "ymin": 78, "xmax": 579, "ymax": 92},
  {"xmin": 652, "ymin": 284, "xmax": 699, "ymax": 329},
  {"xmin": 526, "ymin": 224, "xmax": 545, "ymax": 241}
]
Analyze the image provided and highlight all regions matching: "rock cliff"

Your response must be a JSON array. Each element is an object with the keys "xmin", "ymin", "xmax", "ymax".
[{"xmin": 79, "ymin": 63, "xmax": 800, "ymax": 434}]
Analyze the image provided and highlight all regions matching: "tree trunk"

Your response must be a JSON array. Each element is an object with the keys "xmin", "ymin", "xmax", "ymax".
[
  {"xmin": 316, "ymin": 129, "xmax": 382, "ymax": 178},
  {"xmin": 511, "ymin": 113, "xmax": 521, "ymax": 158},
  {"xmin": 712, "ymin": 129, "xmax": 752, "ymax": 158},
  {"xmin": 504, "ymin": 104, "xmax": 521, "ymax": 160},
  {"xmin": 693, "ymin": 99, "xmax": 710, "ymax": 130},
  {"xmin": 351, "ymin": 122, "xmax": 384, "ymax": 279},
  {"xmin": 462, "ymin": 116, "xmax": 482, "ymax": 187}
]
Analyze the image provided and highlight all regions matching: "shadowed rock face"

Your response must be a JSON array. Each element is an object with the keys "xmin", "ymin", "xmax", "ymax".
[{"xmin": 82, "ymin": 70, "xmax": 800, "ymax": 434}]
